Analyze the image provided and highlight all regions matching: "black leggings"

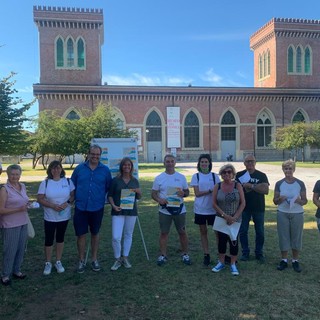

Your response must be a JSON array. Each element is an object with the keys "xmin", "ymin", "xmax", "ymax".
[
  {"xmin": 217, "ymin": 231, "xmax": 238, "ymax": 256},
  {"xmin": 44, "ymin": 220, "xmax": 69, "ymax": 246}
]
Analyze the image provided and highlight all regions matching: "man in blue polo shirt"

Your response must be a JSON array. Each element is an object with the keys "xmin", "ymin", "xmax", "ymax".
[{"xmin": 71, "ymin": 145, "xmax": 112, "ymax": 273}]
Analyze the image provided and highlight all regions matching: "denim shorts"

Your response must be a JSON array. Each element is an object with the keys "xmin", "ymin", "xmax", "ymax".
[{"xmin": 73, "ymin": 207, "xmax": 104, "ymax": 236}]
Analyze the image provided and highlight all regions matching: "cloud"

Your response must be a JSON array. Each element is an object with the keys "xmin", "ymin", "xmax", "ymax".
[
  {"xmin": 103, "ymin": 73, "xmax": 193, "ymax": 86},
  {"xmin": 102, "ymin": 69, "xmax": 248, "ymax": 88},
  {"xmin": 18, "ymin": 86, "xmax": 33, "ymax": 93},
  {"xmin": 199, "ymin": 68, "xmax": 247, "ymax": 87}
]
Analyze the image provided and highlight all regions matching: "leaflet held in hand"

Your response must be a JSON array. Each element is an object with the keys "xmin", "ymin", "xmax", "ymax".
[
  {"xmin": 166, "ymin": 186, "xmax": 181, "ymax": 207},
  {"xmin": 120, "ymin": 189, "xmax": 135, "ymax": 210}
]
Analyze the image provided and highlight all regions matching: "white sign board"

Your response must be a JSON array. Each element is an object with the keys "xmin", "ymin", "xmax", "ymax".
[
  {"xmin": 91, "ymin": 138, "xmax": 139, "ymax": 179},
  {"xmin": 167, "ymin": 106, "xmax": 181, "ymax": 148}
]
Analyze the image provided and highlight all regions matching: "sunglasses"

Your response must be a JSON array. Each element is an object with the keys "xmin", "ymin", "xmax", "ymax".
[{"xmin": 221, "ymin": 170, "xmax": 233, "ymax": 175}]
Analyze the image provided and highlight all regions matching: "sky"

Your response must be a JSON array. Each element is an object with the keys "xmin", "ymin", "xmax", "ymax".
[{"xmin": 1, "ymin": 0, "xmax": 320, "ymax": 121}]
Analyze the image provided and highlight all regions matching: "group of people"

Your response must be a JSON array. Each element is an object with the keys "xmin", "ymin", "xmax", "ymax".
[
  {"xmin": 0, "ymin": 150, "xmax": 319, "ymax": 284},
  {"xmin": 0, "ymin": 146, "xmax": 141, "ymax": 285},
  {"xmin": 151, "ymin": 153, "xmax": 314, "ymax": 277}
]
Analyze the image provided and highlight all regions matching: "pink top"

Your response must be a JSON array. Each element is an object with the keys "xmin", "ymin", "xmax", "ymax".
[{"xmin": 0, "ymin": 182, "xmax": 29, "ymax": 228}]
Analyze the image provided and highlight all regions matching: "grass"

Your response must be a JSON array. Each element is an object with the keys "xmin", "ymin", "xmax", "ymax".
[{"xmin": 1, "ymin": 167, "xmax": 320, "ymax": 319}]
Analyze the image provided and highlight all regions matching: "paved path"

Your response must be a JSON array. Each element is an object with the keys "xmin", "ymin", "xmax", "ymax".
[
  {"xmin": 17, "ymin": 162, "xmax": 320, "ymax": 199},
  {"xmin": 141, "ymin": 162, "xmax": 320, "ymax": 199}
]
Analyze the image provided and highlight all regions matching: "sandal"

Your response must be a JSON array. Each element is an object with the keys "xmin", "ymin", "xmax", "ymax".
[
  {"xmin": 1, "ymin": 277, "xmax": 11, "ymax": 286},
  {"xmin": 12, "ymin": 273, "xmax": 27, "ymax": 280}
]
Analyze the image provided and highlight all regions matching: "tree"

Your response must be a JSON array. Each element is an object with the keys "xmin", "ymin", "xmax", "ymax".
[
  {"xmin": 0, "ymin": 72, "xmax": 33, "ymax": 155},
  {"xmin": 308, "ymin": 121, "xmax": 320, "ymax": 162},
  {"xmin": 274, "ymin": 122, "xmax": 314, "ymax": 162},
  {"xmin": 30, "ymin": 103, "xmax": 133, "ymax": 168}
]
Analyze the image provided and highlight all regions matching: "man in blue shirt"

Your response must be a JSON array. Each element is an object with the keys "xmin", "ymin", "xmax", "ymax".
[{"xmin": 71, "ymin": 145, "xmax": 112, "ymax": 273}]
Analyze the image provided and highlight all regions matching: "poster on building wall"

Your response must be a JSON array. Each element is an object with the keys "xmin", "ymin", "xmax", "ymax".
[{"xmin": 167, "ymin": 106, "xmax": 181, "ymax": 148}]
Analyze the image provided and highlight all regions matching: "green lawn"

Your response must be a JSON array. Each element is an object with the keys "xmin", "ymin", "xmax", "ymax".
[{"xmin": 0, "ymin": 167, "xmax": 319, "ymax": 319}]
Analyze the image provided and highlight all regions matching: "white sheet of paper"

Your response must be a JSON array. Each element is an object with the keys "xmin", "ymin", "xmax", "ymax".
[
  {"xmin": 212, "ymin": 216, "xmax": 241, "ymax": 241},
  {"xmin": 290, "ymin": 195, "xmax": 299, "ymax": 209},
  {"xmin": 238, "ymin": 171, "xmax": 251, "ymax": 184}
]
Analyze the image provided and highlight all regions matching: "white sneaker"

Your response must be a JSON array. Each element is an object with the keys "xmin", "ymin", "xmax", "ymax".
[
  {"xmin": 212, "ymin": 261, "xmax": 225, "ymax": 273},
  {"xmin": 122, "ymin": 258, "xmax": 132, "ymax": 269},
  {"xmin": 55, "ymin": 261, "xmax": 65, "ymax": 273},
  {"xmin": 230, "ymin": 264, "xmax": 239, "ymax": 276},
  {"xmin": 111, "ymin": 260, "xmax": 122, "ymax": 271},
  {"xmin": 43, "ymin": 262, "xmax": 52, "ymax": 276}
]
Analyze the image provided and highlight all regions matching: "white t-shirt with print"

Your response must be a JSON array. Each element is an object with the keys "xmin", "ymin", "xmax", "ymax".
[
  {"xmin": 38, "ymin": 178, "xmax": 75, "ymax": 222},
  {"xmin": 152, "ymin": 171, "xmax": 188, "ymax": 215}
]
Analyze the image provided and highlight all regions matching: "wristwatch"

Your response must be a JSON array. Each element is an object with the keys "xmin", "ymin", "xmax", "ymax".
[{"xmin": 221, "ymin": 213, "xmax": 225, "ymax": 218}]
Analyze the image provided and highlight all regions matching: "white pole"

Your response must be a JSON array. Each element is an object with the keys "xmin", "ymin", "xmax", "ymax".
[{"xmin": 136, "ymin": 217, "xmax": 149, "ymax": 260}]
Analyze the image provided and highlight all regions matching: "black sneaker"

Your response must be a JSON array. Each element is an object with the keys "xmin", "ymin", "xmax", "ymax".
[
  {"xmin": 255, "ymin": 255, "xmax": 265, "ymax": 264},
  {"xmin": 292, "ymin": 261, "xmax": 302, "ymax": 273},
  {"xmin": 277, "ymin": 260, "xmax": 288, "ymax": 271},
  {"xmin": 203, "ymin": 254, "xmax": 211, "ymax": 266},
  {"xmin": 240, "ymin": 254, "xmax": 249, "ymax": 261}
]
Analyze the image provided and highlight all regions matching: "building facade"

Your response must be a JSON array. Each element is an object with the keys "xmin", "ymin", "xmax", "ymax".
[{"xmin": 33, "ymin": 6, "xmax": 320, "ymax": 162}]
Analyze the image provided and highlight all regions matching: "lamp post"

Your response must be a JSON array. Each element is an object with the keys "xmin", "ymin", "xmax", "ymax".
[
  {"xmin": 252, "ymin": 129, "xmax": 256, "ymax": 157},
  {"xmin": 145, "ymin": 129, "xmax": 149, "ymax": 163}
]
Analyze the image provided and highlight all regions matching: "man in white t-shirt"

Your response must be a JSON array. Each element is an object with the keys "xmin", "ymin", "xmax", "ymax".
[{"xmin": 151, "ymin": 154, "xmax": 191, "ymax": 266}]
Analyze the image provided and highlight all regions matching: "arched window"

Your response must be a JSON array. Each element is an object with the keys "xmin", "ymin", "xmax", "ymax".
[
  {"xmin": 267, "ymin": 50, "xmax": 270, "ymax": 76},
  {"xmin": 67, "ymin": 38, "xmax": 74, "ymax": 67},
  {"xmin": 221, "ymin": 111, "xmax": 236, "ymax": 140},
  {"xmin": 259, "ymin": 54, "xmax": 263, "ymax": 79},
  {"xmin": 288, "ymin": 46, "xmax": 294, "ymax": 73},
  {"xmin": 305, "ymin": 47, "xmax": 311, "ymax": 74},
  {"xmin": 263, "ymin": 52, "xmax": 267, "ymax": 78},
  {"xmin": 146, "ymin": 111, "xmax": 162, "ymax": 141},
  {"xmin": 66, "ymin": 110, "xmax": 80, "ymax": 120},
  {"xmin": 257, "ymin": 116, "xmax": 272, "ymax": 147},
  {"xmin": 292, "ymin": 111, "xmax": 305, "ymax": 123},
  {"xmin": 296, "ymin": 46, "xmax": 302, "ymax": 73},
  {"xmin": 184, "ymin": 111, "xmax": 199, "ymax": 148},
  {"xmin": 56, "ymin": 37, "xmax": 64, "ymax": 67},
  {"xmin": 115, "ymin": 118, "xmax": 124, "ymax": 130},
  {"xmin": 77, "ymin": 38, "xmax": 85, "ymax": 68}
]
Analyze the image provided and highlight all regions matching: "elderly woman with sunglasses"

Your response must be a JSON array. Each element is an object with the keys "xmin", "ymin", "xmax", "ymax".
[
  {"xmin": 212, "ymin": 164, "xmax": 245, "ymax": 276},
  {"xmin": 273, "ymin": 160, "xmax": 307, "ymax": 273}
]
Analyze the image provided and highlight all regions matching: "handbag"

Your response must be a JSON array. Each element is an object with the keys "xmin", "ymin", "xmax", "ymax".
[
  {"xmin": 164, "ymin": 203, "xmax": 183, "ymax": 215},
  {"xmin": 27, "ymin": 215, "xmax": 35, "ymax": 238}
]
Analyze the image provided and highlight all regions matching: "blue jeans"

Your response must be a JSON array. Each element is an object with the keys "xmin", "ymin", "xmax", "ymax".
[{"xmin": 239, "ymin": 211, "xmax": 265, "ymax": 256}]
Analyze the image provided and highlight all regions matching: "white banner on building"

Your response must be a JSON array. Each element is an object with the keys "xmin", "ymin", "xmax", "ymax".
[{"xmin": 167, "ymin": 106, "xmax": 181, "ymax": 148}]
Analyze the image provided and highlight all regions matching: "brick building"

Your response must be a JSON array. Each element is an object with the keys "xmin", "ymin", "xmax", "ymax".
[{"xmin": 33, "ymin": 6, "xmax": 320, "ymax": 162}]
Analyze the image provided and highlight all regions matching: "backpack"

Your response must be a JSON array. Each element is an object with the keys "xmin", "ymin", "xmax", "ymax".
[
  {"xmin": 196, "ymin": 172, "xmax": 216, "ymax": 185},
  {"xmin": 44, "ymin": 177, "xmax": 70, "ymax": 194}
]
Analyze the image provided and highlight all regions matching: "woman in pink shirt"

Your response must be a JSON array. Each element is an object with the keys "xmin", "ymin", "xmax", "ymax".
[{"xmin": 0, "ymin": 164, "xmax": 29, "ymax": 286}]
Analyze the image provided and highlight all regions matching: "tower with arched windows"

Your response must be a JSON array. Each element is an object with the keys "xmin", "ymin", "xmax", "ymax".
[
  {"xmin": 250, "ymin": 18, "xmax": 320, "ymax": 88},
  {"xmin": 33, "ymin": 6, "xmax": 103, "ymax": 86}
]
